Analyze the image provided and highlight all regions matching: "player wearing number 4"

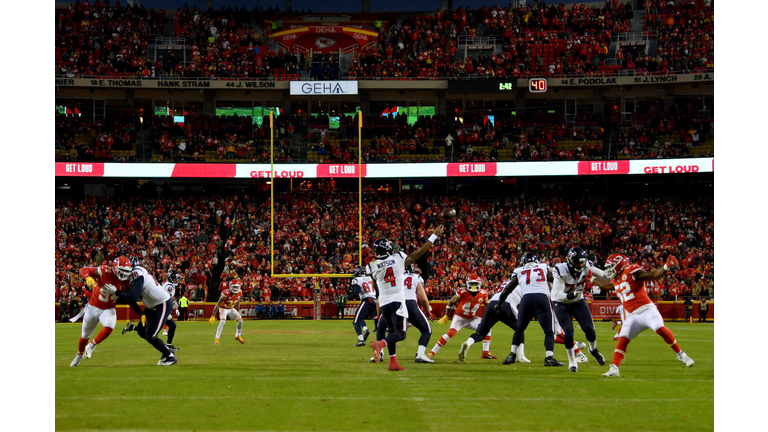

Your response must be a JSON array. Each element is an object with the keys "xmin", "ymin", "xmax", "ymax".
[
  {"xmin": 368, "ymin": 225, "xmax": 443, "ymax": 371},
  {"xmin": 70, "ymin": 256, "xmax": 132, "ymax": 366},
  {"xmin": 348, "ymin": 266, "xmax": 377, "ymax": 347},
  {"xmin": 592, "ymin": 254, "xmax": 695, "ymax": 377}
]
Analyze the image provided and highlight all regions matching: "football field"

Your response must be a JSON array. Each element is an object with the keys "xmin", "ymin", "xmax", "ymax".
[{"xmin": 55, "ymin": 319, "xmax": 714, "ymax": 432}]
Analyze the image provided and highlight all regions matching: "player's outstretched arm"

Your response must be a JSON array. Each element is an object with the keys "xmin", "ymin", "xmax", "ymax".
[
  {"xmin": 405, "ymin": 225, "xmax": 444, "ymax": 267},
  {"xmin": 636, "ymin": 255, "xmax": 678, "ymax": 281}
]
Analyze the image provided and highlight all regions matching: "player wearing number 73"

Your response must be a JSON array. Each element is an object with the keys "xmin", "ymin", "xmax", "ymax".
[
  {"xmin": 496, "ymin": 252, "xmax": 564, "ymax": 367},
  {"xmin": 591, "ymin": 254, "xmax": 695, "ymax": 377}
]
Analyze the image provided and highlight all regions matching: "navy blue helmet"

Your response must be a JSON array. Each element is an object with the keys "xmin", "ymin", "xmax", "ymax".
[
  {"xmin": 566, "ymin": 247, "xmax": 588, "ymax": 276},
  {"xmin": 520, "ymin": 252, "xmax": 539, "ymax": 266},
  {"xmin": 166, "ymin": 269, "xmax": 183, "ymax": 285},
  {"xmin": 352, "ymin": 265, "xmax": 366, "ymax": 278},
  {"xmin": 373, "ymin": 238, "xmax": 395, "ymax": 259}
]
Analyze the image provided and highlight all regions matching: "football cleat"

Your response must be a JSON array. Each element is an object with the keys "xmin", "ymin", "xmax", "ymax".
[
  {"xmin": 414, "ymin": 353, "xmax": 434, "ymax": 364},
  {"xmin": 354, "ymin": 340, "xmax": 366, "ymax": 347},
  {"xmin": 362, "ymin": 328, "xmax": 370, "ymax": 342},
  {"xmin": 544, "ymin": 356, "xmax": 564, "ymax": 367},
  {"xmin": 235, "ymin": 336, "xmax": 245, "ymax": 344},
  {"xmin": 370, "ymin": 340, "xmax": 386, "ymax": 363},
  {"xmin": 569, "ymin": 366, "xmax": 578, "ymax": 372},
  {"xmin": 84, "ymin": 342, "xmax": 96, "ymax": 359},
  {"xmin": 677, "ymin": 351, "xmax": 695, "ymax": 367},
  {"xmin": 602, "ymin": 364, "xmax": 620, "ymax": 377},
  {"xmin": 575, "ymin": 351, "xmax": 589, "ymax": 363},
  {"xmin": 214, "ymin": 338, "xmax": 220, "ymax": 345},
  {"xmin": 70, "ymin": 353, "xmax": 84, "ymax": 367},
  {"xmin": 157, "ymin": 354, "xmax": 178, "ymax": 366},
  {"xmin": 517, "ymin": 354, "xmax": 532, "ymax": 363},
  {"xmin": 370, "ymin": 352, "xmax": 384, "ymax": 363},
  {"xmin": 458, "ymin": 342, "xmax": 470, "ymax": 363},
  {"xmin": 480, "ymin": 352, "xmax": 498, "ymax": 360},
  {"xmin": 589, "ymin": 348, "xmax": 606, "ymax": 365},
  {"xmin": 122, "ymin": 323, "xmax": 136, "ymax": 335},
  {"xmin": 388, "ymin": 359, "xmax": 406, "ymax": 371},
  {"xmin": 575, "ymin": 341, "xmax": 587, "ymax": 351},
  {"xmin": 502, "ymin": 353, "xmax": 517, "ymax": 365},
  {"xmin": 165, "ymin": 344, "xmax": 179, "ymax": 352}
]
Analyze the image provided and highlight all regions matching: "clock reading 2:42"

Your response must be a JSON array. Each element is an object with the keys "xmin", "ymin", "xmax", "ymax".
[{"xmin": 498, "ymin": 82, "xmax": 514, "ymax": 91}]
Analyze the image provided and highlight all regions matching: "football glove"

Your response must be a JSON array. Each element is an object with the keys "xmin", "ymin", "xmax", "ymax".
[
  {"xmin": 438, "ymin": 315, "xmax": 449, "ymax": 325},
  {"xmin": 208, "ymin": 315, "xmax": 216, "ymax": 325},
  {"xmin": 566, "ymin": 291, "xmax": 578, "ymax": 300},
  {"xmin": 100, "ymin": 284, "xmax": 116, "ymax": 296},
  {"xmin": 665, "ymin": 255, "xmax": 678, "ymax": 269},
  {"xmin": 85, "ymin": 276, "xmax": 97, "ymax": 289}
]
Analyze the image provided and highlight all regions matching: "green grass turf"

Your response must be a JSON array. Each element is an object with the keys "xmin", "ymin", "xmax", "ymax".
[{"xmin": 55, "ymin": 319, "xmax": 713, "ymax": 432}]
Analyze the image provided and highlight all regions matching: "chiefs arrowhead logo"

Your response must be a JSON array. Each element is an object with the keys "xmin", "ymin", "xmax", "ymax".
[{"xmin": 315, "ymin": 37, "xmax": 336, "ymax": 49}]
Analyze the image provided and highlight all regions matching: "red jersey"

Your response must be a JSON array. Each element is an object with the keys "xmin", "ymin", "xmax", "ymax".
[
  {"xmin": 612, "ymin": 263, "xmax": 653, "ymax": 314},
  {"xmin": 220, "ymin": 289, "xmax": 243, "ymax": 309},
  {"xmin": 79, "ymin": 264, "xmax": 129, "ymax": 309},
  {"xmin": 454, "ymin": 286, "xmax": 489, "ymax": 319}
]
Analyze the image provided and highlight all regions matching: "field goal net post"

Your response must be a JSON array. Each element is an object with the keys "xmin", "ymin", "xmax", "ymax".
[{"xmin": 268, "ymin": 110, "xmax": 364, "ymax": 320}]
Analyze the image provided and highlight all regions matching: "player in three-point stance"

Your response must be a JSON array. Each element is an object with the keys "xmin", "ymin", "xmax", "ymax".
[{"xmin": 592, "ymin": 254, "xmax": 694, "ymax": 377}]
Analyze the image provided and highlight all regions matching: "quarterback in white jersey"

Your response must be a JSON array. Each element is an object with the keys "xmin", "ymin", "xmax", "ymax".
[
  {"xmin": 368, "ymin": 226, "xmax": 443, "ymax": 371},
  {"xmin": 550, "ymin": 247, "xmax": 606, "ymax": 371}
]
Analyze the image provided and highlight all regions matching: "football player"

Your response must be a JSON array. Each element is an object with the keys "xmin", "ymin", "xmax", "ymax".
[
  {"xmin": 550, "ymin": 247, "xmax": 607, "ymax": 372},
  {"xmin": 495, "ymin": 252, "xmax": 564, "ymax": 367},
  {"xmin": 403, "ymin": 265, "xmax": 436, "ymax": 363},
  {"xmin": 102, "ymin": 263, "xmax": 178, "ymax": 366},
  {"xmin": 368, "ymin": 225, "xmax": 443, "ymax": 371},
  {"xmin": 209, "ymin": 278, "xmax": 245, "ymax": 345},
  {"xmin": 458, "ymin": 278, "xmax": 531, "ymax": 363},
  {"xmin": 70, "ymin": 256, "xmax": 132, "ymax": 367},
  {"xmin": 429, "ymin": 273, "xmax": 496, "ymax": 360},
  {"xmin": 347, "ymin": 265, "xmax": 376, "ymax": 347},
  {"xmin": 593, "ymin": 254, "xmax": 695, "ymax": 377},
  {"xmin": 122, "ymin": 269, "xmax": 181, "ymax": 354}
]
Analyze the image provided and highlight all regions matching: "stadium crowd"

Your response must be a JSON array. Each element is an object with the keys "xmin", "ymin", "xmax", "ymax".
[
  {"xmin": 55, "ymin": 185, "xmax": 713, "ymax": 309},
  {"xmin": 55, "ymin": 1, "xmax": 714, "ymax": 80}
]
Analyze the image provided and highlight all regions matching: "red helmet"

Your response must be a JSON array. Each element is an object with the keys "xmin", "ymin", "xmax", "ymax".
[
  {"xmin": 604, "ymin": 254, "xmax": 628, "ymax": 279},
  {"xmin": 229, "ymin": 278, "xmax": 242, "ymax": 294},
  {"xmin": 466, "ymin": 274, "xmax": 482, "ymax": 293},
  {"xmin": 113, "ymin": 256, "xmax": 132, "ymax": 281}
]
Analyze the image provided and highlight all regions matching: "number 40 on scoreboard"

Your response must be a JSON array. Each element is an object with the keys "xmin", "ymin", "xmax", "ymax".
[{"xmin": 528, "ymin": 78, "xmax": 548, "ymax": 93}]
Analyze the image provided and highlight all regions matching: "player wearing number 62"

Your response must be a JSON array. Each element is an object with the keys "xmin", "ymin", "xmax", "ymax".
[{"xmin": 591, "ymin": 254, "xmax": 695, "ymax": 377}]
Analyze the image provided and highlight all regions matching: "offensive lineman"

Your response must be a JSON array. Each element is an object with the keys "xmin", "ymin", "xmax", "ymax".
[
  {"xmin": 496, "ymin": 252, "xmax": 563, "ymax": 367},
  {"xmin": 368, "ymin": 225, "xmax": 444, "ymax": 371},
  {"xmin": 550, "ymin": 247, "xmax": 607, "ymax": 372},
  {"xmin": 122, "ymin": 268, "xmax": 181, "ymax": 353},
  {"xmin": 102, "ymin": 264, "xmax": 177, "ymax": 366},
  {"xmin": 403, "ymin": 265, "xmax": 436, "ymax": 363}
]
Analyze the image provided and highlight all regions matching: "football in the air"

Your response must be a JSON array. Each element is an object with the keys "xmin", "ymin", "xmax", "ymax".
[{"xmin": 442, "ymin": 207, "xmax": 457, "ymax": 221}]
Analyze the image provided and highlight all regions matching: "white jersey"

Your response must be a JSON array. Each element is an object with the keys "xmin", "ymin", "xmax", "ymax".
[
  {"xmin": 403, "ymin": 273, "xmax": 424, "ymax": 302},
  {"xmin": 367, "ymin": 251, "xmax": 407, "ymax": 306},
  {"xmin": 512, "ymin": 263, "xmax": 551, "ymax": 297},
  {"xmin": 351, "ymin": 276, "xmax": 376, "ymax": 301},
  {"xmin": 491, "ymin": 279, "xmax": 523, "ymax": 318},
  {"xmin": 130, "ymin": 266, "xmax": 171, "ymax": 309},
  {"xmin": 551, "ymin": 262, "xmax": 606, "ymax": 303}
]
